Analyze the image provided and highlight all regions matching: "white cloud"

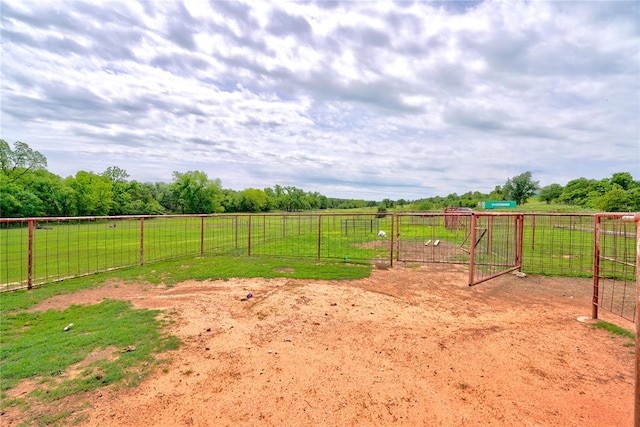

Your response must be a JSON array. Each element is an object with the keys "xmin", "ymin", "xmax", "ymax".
[{"xmin": 1, "ymin": 0, "xmax": 638, "ymax": 200}]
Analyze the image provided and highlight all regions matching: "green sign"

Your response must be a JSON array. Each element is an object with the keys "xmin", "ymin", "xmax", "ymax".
[{"xmin": 480, "ymin": 200, "xmax": 517, "ymax": 209}]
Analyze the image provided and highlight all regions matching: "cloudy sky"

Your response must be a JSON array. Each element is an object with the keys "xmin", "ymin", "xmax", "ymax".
[{"xmin": 1, "ymin": 1, "xmax": 638, "ymax": 200}]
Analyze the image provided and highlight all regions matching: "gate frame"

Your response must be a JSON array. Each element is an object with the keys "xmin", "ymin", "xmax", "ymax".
[
  {"xmin": 468, "ymin": 212, "xmax": 524, "ymax": 286},
  {"xmin": 620, "ymin": 213, "xmax": 639, "ymax": 427}
]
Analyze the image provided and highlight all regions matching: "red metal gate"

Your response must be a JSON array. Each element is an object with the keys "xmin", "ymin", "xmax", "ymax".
[
  {"xmin": 592, "ymin": 213, "xmax": 638, "ymax": 322},
  {"xmin": 395, "ymin": 212, "xmax": 523, "ymax": 285},
  {"xmin": 468, "ymin": 213, "xmax": 524, "ymax": 286}
]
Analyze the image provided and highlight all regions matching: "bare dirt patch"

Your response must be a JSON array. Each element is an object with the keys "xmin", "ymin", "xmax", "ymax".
[{"xmin": 5, "ymin": 267, "xmax": 635, "ymax": 426}]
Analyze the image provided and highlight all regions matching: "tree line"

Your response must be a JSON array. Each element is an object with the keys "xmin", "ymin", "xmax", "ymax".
[
  {"xmin": 1, "ymin": 140, "xmax": 638, "ymax": 218},
  {"xmin": 0, "ymin": 140, "xmax": 377, "ymax": 217},
  {"xmin": 411, "ymin": 171, "xmax": 639, "ymax": 212}
]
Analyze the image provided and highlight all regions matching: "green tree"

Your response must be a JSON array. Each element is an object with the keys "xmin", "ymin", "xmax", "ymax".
[
  {"xmin": 488, "ymin": 185, "xmax": 504, "ymax": 201},
  {"xmin": 502, "ymin": 172, "xmax": 539, "ymax": 205},
  {"xmin": 318, "ymin": 195, "xmax": 329, "ymax": 210},
  {"xmin": 284, "ymin": 186, "xmax": 310, "ymax": 212},
  {"xmin": 237, "ymin": 188, "xmax": 268, "ymax": 212},
  {"xmin": 538, "ymin": 184, "xmax": 563, "ymax": 204},
  {"xmin": 0, "ymin": 180, "xmax": 27, "ymax": 217},
  {"xmin": 590, "ymin": 188, "xmax": 632, "ymax": 212},
  {"xmin": 0, "ymin": 139, "xmax": 48, "ymax": 183},
  {"xmin": 22, "ymin": 170, "xmax": 70, "ymax": 216},
  {"xmin": 270, "ymin": 185, "xmax": 287, "ymax": 211},
  {"xmin": 171, "ymin": 171, "xmax": 223, "ymax": 214},
  {"xmin": 609, "ymin": 172, "xmax": 634, "ymax": 190},
  {"xmin": 559, "ymin": 177, "xmax": 594, "ymax": 206},
  {"xmin": 66, "ymin": 171, "xmax": 114, "ymax": 216},
  {"xmin": 380, "ymin": 198, "xmax": 395, "ymax": 209},
  {"xmin": 102, "ymin": 166, "xmax": 132, "ymax": 215},
  {"xmin": 151, "ymin": 182, "xmax": 177, "ymax": 212},
  {"xmin": 126, "ymin": 181, "xmax": 166, "ymax": 214},
  {"xmin": 627, "ymin": 187, "xmax": 640, "ymax": 211}
]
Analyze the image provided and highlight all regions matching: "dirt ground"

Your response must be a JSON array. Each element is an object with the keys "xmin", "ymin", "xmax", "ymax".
[{"xmin": 5, "ymin": 265, "xmax": 636, "ymax": 426}]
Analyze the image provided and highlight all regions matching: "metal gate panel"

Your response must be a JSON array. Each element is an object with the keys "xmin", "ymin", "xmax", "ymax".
[
  {"xmin": 592, "ymin": 213, "xmax": 637, "ymax": 322},
  {"xmin": 396, "ymin": 212, "xmax": 524, "ymax": 285},
  {"xmin": 468, "ymin": 213, "xmax": 524, "ymax": 286}
]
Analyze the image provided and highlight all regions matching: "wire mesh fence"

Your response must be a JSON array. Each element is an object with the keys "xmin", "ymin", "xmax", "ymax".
[
  {"xmin": 1, "ymin": 211, "xmax": 637, "ymax": 322},
  {"xmin": 0, "ymin": 213, "xmax": 395, "ymax": 291},
  {"xmin": 593, "ymin": 214, "xmax": 637, "ymax": 322},
  {"xmin": 522, "ymin": 214, "xmax": 594, "ymax": 278},
  {"xmin": 246, "ymin": 213, "xmax": 393, "ymax": 261},
  {"xmin": 395, "ymin": 213, "xmax": 471, "ymax": 265}
]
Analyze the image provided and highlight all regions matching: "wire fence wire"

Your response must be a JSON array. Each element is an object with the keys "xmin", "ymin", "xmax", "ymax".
[
  {"xmin": 0, "ymin": 213, "xmax": 395, "ymax": 291},
  {"xmin": 522, "ymin": 214, "xmax": 594, "ymax": 278},
  {"xmin": 395, "ymin": 213, "xmax": 471, "ymax": 266},
  {"xmin": 468, "ymin": 214, "xmax": 523, "ymax": 286},
  {"xmin": 0, "ymin": 212, "xmax": 637, "ymax": 322},
  {"xmin": 593, "ymin": 214, "xmax": 637, "ymax": 322}
]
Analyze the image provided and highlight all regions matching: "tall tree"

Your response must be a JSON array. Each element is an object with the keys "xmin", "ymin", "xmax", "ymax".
[
  {"xmin": 538, "ymin": 183, "xmax": 563, "ymax": 204},
  {"xmin": 237, "ymin": 188, "xmax": 268, "ymax": 212},
  {"xmin": 488, "ymin": 185, "xmax": 504, "ymax": 201},
  {"xmin": 66, "ymin": 171, "xmax": 114, "ymax": 216},
  {"xmin": 0, "ymin": 140, "xmax": 48, "ymax": 183},
  {"xmin": 126, "ymin": 181, "xmax": 166, "ymax": 214},
  {"xmin": 502, "ymin": 172, "xmax": 539, "ymax": 205},
  {"xmin": 609, "ymin": 172, "xmax": 634, "ymax": 190},
  {"xmin": 171, "ymin": 171, "xmax": 223, "ymax": 214},
  {"xmin": 590, "ymin": 188, "xmax": 632, "ymax": 212},
  {"xmin": 102, "ymin": 166, "xmax": 131, "ymax": 215},
  {"xmin": 559, "ymin": 177, "xmax": 594, "ymax": 206}
]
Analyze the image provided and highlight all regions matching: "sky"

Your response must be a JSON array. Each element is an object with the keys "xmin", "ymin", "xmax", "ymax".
[{"xmin": 1, "ymin": 0, "xmax": 639, "ymax": 200}]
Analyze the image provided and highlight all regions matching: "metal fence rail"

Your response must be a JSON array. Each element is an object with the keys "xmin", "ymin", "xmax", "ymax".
[
  {"xmin": 1, "ymin": 212, "xmax": 637, "ymax": 301},
  {"xmin": 0, "ymin": 213, "xmax": 395, "ymax": 292}
]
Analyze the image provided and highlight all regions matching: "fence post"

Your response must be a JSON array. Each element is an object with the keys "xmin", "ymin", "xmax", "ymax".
[
  {"xmin": 235, "ymin": 216, "xmax": 238, "ymax": 249},
  {"xmin": 317, "ymin": 215, "xmax": 321, "ymax": 260},
  {"xmin": 635, "ymin": 216, "xmax": 639, "ymax": 427},
  {"xmin": 517, "ymin": 214, "xmax": 524, "ymax": 268},
  {"xmin": 635, "ymin": 216, "xmax": 640, "ymax": 427},
  {"xmin": 390, "ymin": 213, "xmax": 395, "ymax": 266},
  {"xmin": 468, "ymin": 214, "xmax": 477, "ymax": 286},
  {"xmin": 27, "ymin": 220, "xmax": 34, "ymax": 290},
  {"xmin": 592, "ymin": 215, "xmax": 601, "ymax": 320},
  {"xmin": 200, "ymin": 217, "xmax": 205, "ymax": 255},
  {"xmin": 248, "ymin": 215, "xmax": 252, "ymax": 256},
  {"xmin": 621, "ymin": 213, "xmax": 640, "ymax": 427},
  {"xmin": 140, "ymin": 217, "xmax": 145, "ymax": 266}
]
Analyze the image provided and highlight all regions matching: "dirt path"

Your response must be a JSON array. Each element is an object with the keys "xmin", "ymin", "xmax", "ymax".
[{"xmin": 6, "ymin": 266, "xmax": 636, "ymax": 426}]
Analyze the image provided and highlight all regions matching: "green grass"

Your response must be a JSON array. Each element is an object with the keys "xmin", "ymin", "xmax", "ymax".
[
  {"xmin": 592, "ymin": 321, "xmax": 636, "ymax": 345},
  {"xmin": 0, "ymin": 298, "xmax": 180, "ymax": 425},
  {"xmin": 0, "ymin": 299, "xmax": 179, "ymax": 393}
]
